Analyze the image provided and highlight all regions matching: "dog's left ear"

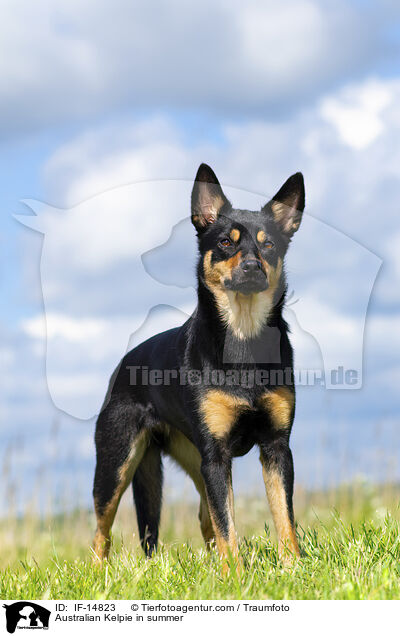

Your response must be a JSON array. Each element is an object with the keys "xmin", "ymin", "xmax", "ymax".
[
  {"xmin": 191, "ymin": 163, "xmax": 229, "ymax": 230},
  {"xmin": 266, "ymin": 173, "xmax": 305, "ymax": 238}
]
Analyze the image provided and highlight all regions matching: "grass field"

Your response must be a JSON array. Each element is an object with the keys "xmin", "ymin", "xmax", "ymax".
[{"xmin": 1, "ymin": 482, "xmax": 400, "ymax": 600}]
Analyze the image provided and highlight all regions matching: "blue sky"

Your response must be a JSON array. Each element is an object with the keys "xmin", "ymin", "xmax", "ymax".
[{"xmin": 1, "ymin": 0, "xmax": 400, "ymax": 515}]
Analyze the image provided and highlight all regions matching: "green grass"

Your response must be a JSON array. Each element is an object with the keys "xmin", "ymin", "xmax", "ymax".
[{"xmin": 1, "ymin": 482, "xmax": 400, "ymax": 600}]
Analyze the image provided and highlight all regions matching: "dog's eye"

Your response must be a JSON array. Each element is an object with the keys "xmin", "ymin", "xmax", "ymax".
[
  {"xmin": 219, "ymin": 238, "xmax": 232, "ymax": 248},
  {"xmin": 264, "ymin": 240, "xmax": 274, "ymax": 249}
]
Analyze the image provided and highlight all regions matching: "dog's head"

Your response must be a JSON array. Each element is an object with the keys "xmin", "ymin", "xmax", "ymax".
[{"xmin": 192, "ymin": 163, "xmax": 304, "ymax": 301}]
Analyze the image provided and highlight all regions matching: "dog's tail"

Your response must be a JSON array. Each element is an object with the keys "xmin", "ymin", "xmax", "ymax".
[{"xmin": 132, "ymin": 440, "xmax": 163, "ymax": 557}]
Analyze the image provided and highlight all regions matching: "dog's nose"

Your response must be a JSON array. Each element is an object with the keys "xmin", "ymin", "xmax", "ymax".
[{"xmin": 241, "ymin": 258, "xmax": 262, "ymax": 273}]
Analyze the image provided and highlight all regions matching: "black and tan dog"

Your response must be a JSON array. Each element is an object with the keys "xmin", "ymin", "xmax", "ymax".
[{"xmin": 93, "ymin": 164, "xmax": 305, "ymax": 568}]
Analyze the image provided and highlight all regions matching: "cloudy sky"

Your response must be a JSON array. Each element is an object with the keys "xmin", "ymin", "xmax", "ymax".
[{"xmin": 1, "ymin": 0, "xmax": 400, "ymax": 514}]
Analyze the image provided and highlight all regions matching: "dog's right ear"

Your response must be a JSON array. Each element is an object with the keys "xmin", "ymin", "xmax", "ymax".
[
  {"xmin": 267, "ymin": 172, "xmax": 305, "ymax": 238},
  {"xmin": 191, "ymin": 163, "xmax": 229, "ymax": 230}
]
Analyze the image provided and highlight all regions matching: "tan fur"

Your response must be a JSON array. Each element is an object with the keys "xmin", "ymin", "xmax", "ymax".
[
  {"xmin": 166, "ymin": 427, "xmax": 203, "ymax": 490},
  {"xmin": 166, "ymin": 423, "xmax": 240, "ymax": 566},
  {"xmin": 199, "ymin": 389, "xmax": 250, "ymax": 439},
  {"xmin": 257, "ymin": 229, "xmax": 266, "ymax": 243},
  {"xmin": 271, "ymin": 201, "xmax": 300, "ymax": 234},
  {"xmin": 93, "ymin": 430, "xmax": 148, "ymax": 560},
  {"xmin": 258, "ymin": 387, "xmax": 294, "ymax": 430},
  {"xmin": 260, "ymin": 460, "xmax": 300, "ymax": 560},
  {"xmin": 203, "ymin": 249, "xmax": 242, "ymax": 287},
  {"xmin": 203, "ymin": 250, "xmax": 283, "ymax": 339},
  {"xmin": 193, "ymin": 193, "xmax": 226, "ymax": 227},
  {"xmin": 206, "ymin": 476, "xmax": 239, "ymax": 574},
  {"xmin": 230, "ymin": 228, "xmax": 240, "ymax": 242},
  {"xmin": 166, "ymin": 427, "xmax": 240, "ymax": 566},
  {"xmin": 165, "ymin": 428, "xmax": 215, "ymax": 547}
]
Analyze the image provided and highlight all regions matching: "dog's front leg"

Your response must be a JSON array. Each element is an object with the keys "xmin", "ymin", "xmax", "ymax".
[
  {"xmin": 200, "ymin": 456, "xmax": 239, "ymax": 572},
  {"xmin": 259, "ymin": 436, "xmax": 300, "ymax": 563}
]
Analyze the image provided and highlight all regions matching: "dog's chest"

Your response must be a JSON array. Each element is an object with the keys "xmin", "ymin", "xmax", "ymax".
[
  {"xmin": 225, "ymin": 405, "xmax": 271, "ymax": 457},
  {"xmin": 198, "ymin": 385, "xmax": 294, "ymax": 457}
]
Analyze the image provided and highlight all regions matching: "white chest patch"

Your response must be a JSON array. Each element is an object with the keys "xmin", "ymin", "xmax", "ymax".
[{"xmin": 222, "ymin": 290, "xmax": 274, "ymax": 339}]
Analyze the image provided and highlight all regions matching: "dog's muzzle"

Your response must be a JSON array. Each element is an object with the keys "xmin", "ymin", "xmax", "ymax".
[{"xmin": 224, "ymin": 258, "xmax": 268, "ymax": 295}]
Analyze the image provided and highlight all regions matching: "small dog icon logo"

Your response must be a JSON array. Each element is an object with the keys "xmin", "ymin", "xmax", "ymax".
[{"xmin": 3, "ymin": 602, "xmax": 50, "ymax": 633}]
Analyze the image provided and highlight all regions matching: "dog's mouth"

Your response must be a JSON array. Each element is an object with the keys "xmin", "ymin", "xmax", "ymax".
[{"xmin": 224, "ymin": 271, "xmax": 268, "ymax": 295}]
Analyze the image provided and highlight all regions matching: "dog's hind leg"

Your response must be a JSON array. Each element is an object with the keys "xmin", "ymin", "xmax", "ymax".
[
  {"xmin": 165, "ymin": 429, "xmax": 215, "ymax": 548},
  {"xmin": 92, "ymin": 400, "xmax": 149, "ymax": 561},
  {"xmin": 167, "ymin": 428, "xmax": 238, "ymax": 563},
  {"xmin": 198, "ymin": 496, "xmax": 215, "ymax": 547},
  {"xmin": 132, "ymin": 441, "xmax": 163, "ymax": 557}
]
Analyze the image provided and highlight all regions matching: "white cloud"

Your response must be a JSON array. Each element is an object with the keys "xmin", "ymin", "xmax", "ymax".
[
  {"xmin": 0, "ymin": 0, "xmax": 390, "ymax": 136},
  {"xmin": 385, "ymin": 229, "xmax": 400, "ymax": 279},
  {"xmin": 39, "ymin": 77, "xmax": 400, "ymax": 248},
  {"xmin": 19, "ymin": 305, "xmax": 194, "ymax": 419},
  {"xmin": 239, "ymin": 1, "xmax": 327, "ymax": 81},
  {"xmin": 42, "ymin": 117, "xmax": 191, "ymax": 206},
  {"xmin": 22, "ymin": 312, "xmax": 108, "ymax": 342},
  {"xmin": 320, "ymin": 79, "xmax": 393, "ymax": 149},
  {"xmin": 13, "ymin": 74, "xmax": 400, "ymax": 427}
]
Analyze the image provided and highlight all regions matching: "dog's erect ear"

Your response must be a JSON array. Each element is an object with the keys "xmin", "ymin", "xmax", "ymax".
[
  {"xmin": 267, "ymin": 172, "xmax": 305, "ymax": 238},
  {"xmin": 191, "ymin": 163, "xmax": 229, "ymax": 230}
]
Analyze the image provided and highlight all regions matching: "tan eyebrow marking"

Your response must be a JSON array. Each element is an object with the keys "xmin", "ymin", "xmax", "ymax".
[
  {"xmin": 230, "ymin": 228, "xmax": 240, "ymax": 242},
  {"xmin": 257, "ymin": 230, "xmax": 266, "ymax": 243}
]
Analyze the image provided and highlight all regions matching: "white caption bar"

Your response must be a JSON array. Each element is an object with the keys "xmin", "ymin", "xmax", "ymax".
[{"xmin": 1, "ymin": 599, "xmax": 399, "ymax": 635}]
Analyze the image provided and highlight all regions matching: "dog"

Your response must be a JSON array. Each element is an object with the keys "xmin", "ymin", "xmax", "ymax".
[{"xmin": 93, "ymin": 163, "xmax": 305, "ymax": 568}]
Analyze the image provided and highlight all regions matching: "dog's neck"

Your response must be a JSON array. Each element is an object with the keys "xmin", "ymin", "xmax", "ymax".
[{"xmin": 196, "ymin": 276, "xmax": 286, "ymax": 342}]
